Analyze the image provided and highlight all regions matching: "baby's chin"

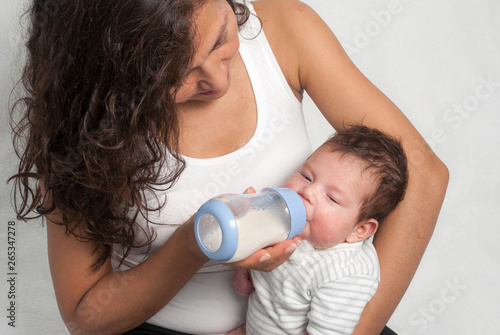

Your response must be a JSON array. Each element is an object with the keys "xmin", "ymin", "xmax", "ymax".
[{"xmin": 298, "ymin": 222, "xmax": 311, "ymax": 241}]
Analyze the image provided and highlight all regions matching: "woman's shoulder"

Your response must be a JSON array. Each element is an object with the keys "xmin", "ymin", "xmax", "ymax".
[
  {"xmin": 250, "ymin": 0, "xmax": 313, "ymax": 19},
  {"xmin": 251, "ymin": 0, "xmax": 318, "ymax": 38},
  {"xmin": 250, "ymin": 0, "xmax": 321, "ymax": 96},
  {"xmin": 250, "ymin": 1, "xmax": 342, "ymax": 95}
]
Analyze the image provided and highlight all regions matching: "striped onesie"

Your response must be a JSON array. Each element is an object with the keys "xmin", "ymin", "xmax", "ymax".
[{"xmin": 247, "ymin": 239, "xmax": 379, "ymax": 335}]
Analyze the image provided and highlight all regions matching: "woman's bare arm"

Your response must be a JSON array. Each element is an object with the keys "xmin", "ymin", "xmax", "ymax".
[
  {"xmin": 46, "ymin": 212, "xmax": 207, "ymax": 335},
  {"xmin": 47, "ymin": 195, "xmax": 298, "ymax": 335},
  {"xmin": 256, "ymin": 1, "xmax": 449, "ymax": 333}
]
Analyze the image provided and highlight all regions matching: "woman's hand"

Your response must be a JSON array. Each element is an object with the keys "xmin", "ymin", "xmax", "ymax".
[
  {"xmin": 225, "ymin": 236, "xmax": 301, "ymax": 272},
  {"xmin": 227, "ymin": 186, "xmax": 302, "ymax": 272}
]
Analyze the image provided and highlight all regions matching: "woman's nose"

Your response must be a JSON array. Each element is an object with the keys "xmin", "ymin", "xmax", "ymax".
[{"xmin": 199, "ymin": 58, "xmax": 230, "ymax": 91}]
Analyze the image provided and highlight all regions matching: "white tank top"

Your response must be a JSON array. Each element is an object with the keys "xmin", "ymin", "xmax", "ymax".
[{"xmin": 112, "ymin": 2, "xmax": 312, "ymax": 333}]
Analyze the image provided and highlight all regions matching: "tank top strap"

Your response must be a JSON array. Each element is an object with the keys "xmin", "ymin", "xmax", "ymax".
[{"xmin": 239, "ymin": 1, "xmax": 301, "ymax": 115}]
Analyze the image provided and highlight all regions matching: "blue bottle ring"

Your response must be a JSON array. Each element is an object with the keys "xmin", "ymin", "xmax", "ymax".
[
  {"xmin": 194, "ymin": 199, "xmax": 239, "ymax": 262},
  {"xmin": 263, "ymin": 187, "xmax": 306, "ymax": 239}
]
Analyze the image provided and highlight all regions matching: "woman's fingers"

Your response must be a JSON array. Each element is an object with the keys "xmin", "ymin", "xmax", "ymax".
[
  {"xmin": 227, "ymin": 237, "xmax": 302, "ymax": 272},
  {"xmin": 243, "ymin": 186, "xmax": 256, "ymax": 194},
  {"xmin": 227, "ymin": 186, "xmax": 303, "ymax": 271}
]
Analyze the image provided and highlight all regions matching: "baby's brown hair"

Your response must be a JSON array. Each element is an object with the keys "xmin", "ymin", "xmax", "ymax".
[{"xmin": 323, "ymin": 125, "xmax": 409, "ymax": 223}]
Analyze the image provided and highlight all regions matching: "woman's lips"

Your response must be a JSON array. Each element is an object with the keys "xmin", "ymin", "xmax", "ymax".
[
  {"xmin": 200, "ymin": 90, "xmax": 221, "ymax": 96},
  {"xmin": 199, "ymin": 73, "xmax": 230, "ymax": 96}
]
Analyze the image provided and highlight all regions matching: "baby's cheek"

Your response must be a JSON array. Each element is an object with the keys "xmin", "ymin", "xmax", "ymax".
[
  {"xmin": 309, "ymin": 228, "xmax": 339, "ymax": 249},
  {"xmin": 282, "ymin": 179, "xmax": 296, "ymax": 191}
]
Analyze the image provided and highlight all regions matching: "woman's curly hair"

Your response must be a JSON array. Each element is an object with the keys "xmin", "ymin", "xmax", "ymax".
[{"xmin": 10, "ymin": 0, "xmax": 250, "ymax": 269}]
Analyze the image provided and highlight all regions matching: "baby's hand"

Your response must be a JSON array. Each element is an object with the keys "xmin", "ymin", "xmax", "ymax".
[
  {"xmin": 227, "ymin": 324, "xmax": 246, "ymax": 335},
  {"xmin": 232, "ymin": 269, "xmax": 254, "ymax": 298}
]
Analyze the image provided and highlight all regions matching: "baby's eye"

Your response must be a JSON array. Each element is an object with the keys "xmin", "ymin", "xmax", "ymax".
[
  {"xmin": 328, "ymin": 196, "xmax": 338, "ymax": 204},
  {"xmin": 301, "ymin": 173, "xmax": 312, "ymax": 182}
]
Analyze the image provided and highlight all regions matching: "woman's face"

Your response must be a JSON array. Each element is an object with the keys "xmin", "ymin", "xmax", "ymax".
[{"xmin": 174, "ymin": 0, "xmax": 240, "ymax": 103}]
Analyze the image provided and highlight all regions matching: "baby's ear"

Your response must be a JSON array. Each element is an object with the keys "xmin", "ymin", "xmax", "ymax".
[{"xmin": 346, "ymin": 219, "xmax": 379, "ymax": 243}]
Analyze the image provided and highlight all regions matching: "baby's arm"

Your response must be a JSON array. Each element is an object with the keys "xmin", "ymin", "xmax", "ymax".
[
  {"xmin": 307, "ymin": 276, "xmax": 378, "ymax": 335},
  {"xmin": 232, "ymin": 268, "xmax": 254, "ymax": 298}
]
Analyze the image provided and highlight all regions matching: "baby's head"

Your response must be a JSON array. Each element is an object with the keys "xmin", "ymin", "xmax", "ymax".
[{"xmin": 284, "ymin": 125, "xmax": 408, "ymax": 249}]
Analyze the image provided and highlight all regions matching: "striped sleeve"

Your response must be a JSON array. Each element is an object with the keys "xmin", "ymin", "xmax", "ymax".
[{"xmin": 307, "ymin": 275, "xmax": 379, "ymax": 335}]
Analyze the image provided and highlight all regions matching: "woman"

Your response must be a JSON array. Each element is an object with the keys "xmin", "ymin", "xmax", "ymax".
[{"xmin": 10, "ymin": 0, "xmax": 448, "ymax": 334}]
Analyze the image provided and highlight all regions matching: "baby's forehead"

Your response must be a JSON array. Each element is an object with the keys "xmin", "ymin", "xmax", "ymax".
[
  {"xmin": 311, "ymin": 146, "xmax": 362, "ymax": 165},
  {"xmin": 310, "ymin": 148, "xmax": 378, "ymax": 179}
]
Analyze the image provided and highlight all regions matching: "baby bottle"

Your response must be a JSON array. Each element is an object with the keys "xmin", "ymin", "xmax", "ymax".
[{"xmin": 194, "ymin": 187, "xmax": 306, "ymax": 262}]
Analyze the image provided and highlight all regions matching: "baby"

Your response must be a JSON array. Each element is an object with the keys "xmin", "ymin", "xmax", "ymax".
[{"xmin": 233, "ymin": 125, "xmax": 409, "ymax": 334}]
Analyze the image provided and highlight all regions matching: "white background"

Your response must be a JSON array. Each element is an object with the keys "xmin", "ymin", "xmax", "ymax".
[{"xmin": 1, "ymin": 0, "xmax": 499, "ymax": 334}]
